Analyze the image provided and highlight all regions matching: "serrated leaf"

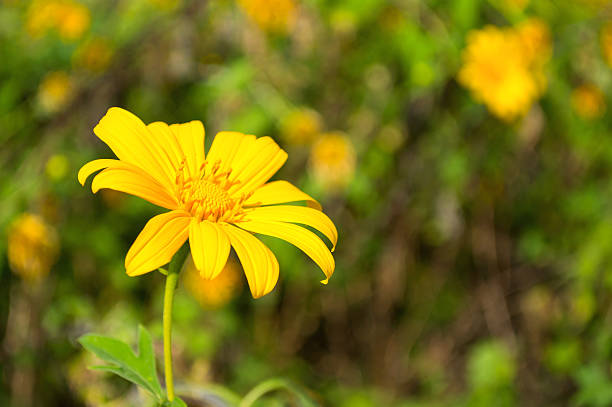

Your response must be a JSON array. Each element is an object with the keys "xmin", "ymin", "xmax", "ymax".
[{"xmin": 78, "ymin": 325, "xmax": 163, "ymax": 400}]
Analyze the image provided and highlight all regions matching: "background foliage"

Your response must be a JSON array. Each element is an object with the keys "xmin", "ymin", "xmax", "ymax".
[{"xmin": 1, "ymin": 0, "xmax": 612, "ymax": 406}]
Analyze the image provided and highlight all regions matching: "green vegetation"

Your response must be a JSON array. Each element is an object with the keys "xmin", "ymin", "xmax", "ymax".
[{"xmin": 1, "ymin": 0, "xmax": 612, "ymax": 406}]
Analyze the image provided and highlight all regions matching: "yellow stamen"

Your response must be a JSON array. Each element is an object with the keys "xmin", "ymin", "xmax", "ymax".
[{"xmin": 176, "ymin": 159, "xmax": 252, "ymax": 222}]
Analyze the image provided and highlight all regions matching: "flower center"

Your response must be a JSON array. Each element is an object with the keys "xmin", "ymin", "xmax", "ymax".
[
  {"xmin": 175, "ymin": 159, "xmax": 250, "ymax": 223},
  {"xmin": 192, "ymin": 179, "xmax": 233, "ymax": 215}
]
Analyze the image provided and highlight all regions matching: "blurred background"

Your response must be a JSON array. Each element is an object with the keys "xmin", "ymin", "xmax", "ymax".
[{"xmin": 1, "ymin": 0, "xmax": 612, "ymax": 406}]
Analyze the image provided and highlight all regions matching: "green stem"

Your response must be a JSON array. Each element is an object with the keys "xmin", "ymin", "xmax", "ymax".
[
  {"xmin": 163, "ymin": 246, "xmax": 188, "ymax": 402},
  {"xmin": 163, "ymin": 268, "xmax": 178, "ymax": 401}
]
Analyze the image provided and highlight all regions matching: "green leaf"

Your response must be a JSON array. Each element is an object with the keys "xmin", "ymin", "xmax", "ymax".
[
  {"xmin": 240, "ymin": 378, "xmax": 319, "ymax": 407},
  {"xmin": 162, "ymin": 397, "xmax": 188, "ymax": 407},
  {"xmin": 78, "ymin": 325, "xmax": 164, "ymax": 401},
  {"xmin": 175, "ymin": 383, "xmax": 242, "ymax": 406}
]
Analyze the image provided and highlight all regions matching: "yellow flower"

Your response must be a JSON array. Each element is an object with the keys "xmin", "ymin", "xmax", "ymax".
[
  {"xmin": 37, "ymin": 71, "xmax": 74, "ymax": 113},
  {"xmin": 309, "ymin": 132, "xmax": 356, "ymax": 190},
  {"xmin": 79, "ymin": 108, "xmax": 337, "ymax": 298},
  {"xmin": 238, "ymin": 0, "xmax": 297, "ymax": 34},
  {"xmin": 517, "ymin": 18, "xmax": 551, "ymax": 65},
  {"xmin": 57, "ymin": 1, "xmax": 90, "ymax": 40},
  {"xmin": 73, "ymin": 37, "xmax": 114, "ymax": 73},
  {"xmin": 183, "ymin": 256, "xmax": 242, "ymax": 308},
  {"xmin": 458, "ymin": 22, "xmax": 551, "ymax": 121},
  {"xmin": 601, "ymin": 22, "xmax": 612, "ymax": 68},
  {"xmin": 26, "ymin": 1, "xmax": 58, "ymax": 38},
  {"xmin": 281, "ymin": 108, "xmax": 322, "ymax": 145},
  {"xmin": 571, "ymin": 84, "xmax": 606, "ymax": 119},
  {"xmin": 26, "ymin": 0, "xmax": 90, "ymax": 41},
  {"xmin": 7, "ymin": 213, "xmax": 59, "ymax": 282},
  {"xmin": 46, "ymin": 154, "xmax": 70, "ymax": 181}
]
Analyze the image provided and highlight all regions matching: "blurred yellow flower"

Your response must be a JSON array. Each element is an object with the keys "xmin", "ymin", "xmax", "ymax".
[
  {"xmin": 281, "ymin": 108, "xmax": 322, "ymax": 145},
  {"xmin": 79, "ymin": 108, "xmax": 337, "ymax": 298},
  {"xmin": 571, "ymin": 84, "xmax": 606, "ymax": 119},
  {"xmin": 458, "ymin": 20, "xmax": 551, "ymax": 121},
  {"xmin": 309, "ymin": 132, "xmax": 356, "ymax": 190},
  {"xmin": 517, "ymin": 18, "xmax": 551, "ymax": 64},
  {"xmin": 73, "ymin": 37, "xmax": 114, "ymax": 73},
  {"xmin": 238, "ymin": 0, "xmax": 297, "ymax": 33},
  {"xmin": 601, "ymin": 22, "xmax": 612, "ymax": 68},
  {"xmin": 183, "ymin": 256, "xmax": 242, "ymax": 308},
  {"xmin": 7, "ymin": 213, "xmax": 59, "ymax": 282},
  {"xmin": 37, "ymin": 71, "xmax": 74, "ymax": 114},
  {"xmin": 46, "ymin": 154, "xmax": 70, "ymax": 181},
  {"xmin": 26, "ymin": 0, "xmax": 90, "ymax": 41}
]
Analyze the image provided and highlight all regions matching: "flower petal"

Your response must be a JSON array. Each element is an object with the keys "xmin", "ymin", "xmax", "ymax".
[
  {"xmin": 125, "ymin": 210, "xmax": 191, "ymax": 276},
  {"xmin": 79, "ymin": 159, "xmax": 179, "ymax": 209},
  {"xmin": 206, "ymin": 132, "xmax": 288, "ymax": 195},
  {"xmin": 244, "ymin": 181, "xmax": 321, "ymax": 210},
  {"xmin": 78, "ymin": 158, "xmax": 120, "ymax": 186},
  {"xmin": 222, "ymin": 225, "xmax": 279, "ymax": 298},
  {"xmin": 169, "ymin": 121, "xmax": 206, "ymax": 180},
  {"xmin": 93, "ymin": 107, "xmax": 177, "ymax": 190},
  {"xmin": 227, "ymin": 136, "xmax": 288, "ymax": 195},
  {"xmin": 205, "ymin": 131, "xmax": 248, "ymax": 173},
  {"xmin": 188, "ymin": 219, "xmax": 231, "ymax": 280},
  {"xmin": 146, "ymin": 122, "xmax": 184, "ymax": 174},
  {"xmin": 244, "ymin": 205, "xmax": 337, "ymax": 251},
  {"xmin": 236, "ymin": 220, "xmax": 334, "ymax": 284}
]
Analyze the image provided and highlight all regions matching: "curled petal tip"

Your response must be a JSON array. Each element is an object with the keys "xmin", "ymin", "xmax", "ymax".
[
  {"xmin": 77, "ymin": 172, "xmax": 86, "ymax": 186},
  {"xmin": 77, "ymin": 165, "xmax": 90, "ymax": 186},
  {"xmin": 320, "ymin": 278, "xmax": 329, "ymax": 285}
]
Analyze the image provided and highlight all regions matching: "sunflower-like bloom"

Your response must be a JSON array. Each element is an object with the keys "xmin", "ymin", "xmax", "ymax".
[
  {"xmin": 238, "ymin": 0, "xmax": 297, "ymax": 34},
  {"xmin": 458, "ymin": 19, "xmax": 551, "ymax": 121},
  {"xmin": 601, "ymin": 22, "xmax": 612, "ymax": 69},
  {"xmin": 309, "ymin": 132, "xmax": 356, "ymax": 190},
  {"xmin": 281, "ymin": 108, "xmax": 322, "ymax": 146},
  {"xmin": 8, "ymin": 213, "xmax": 59, "ymax": 282},
  {"xmin": 38, "ymin": 71, "xmax": 74, "ymax": 114},
  {"xmin": 26, "ymin": 0, "xmax": 90, "ymax": 41},
  {"xmin": 183, "ymin": 256, "xmax": 242, "ymax": 308},
  {"xmin": 73, "ymin": 37, "xmax": 114, "ymax": 73},
  {"xmin": 571, "ymin": 84, "xmax": 606, "ymax": 119},
  {"xmin": 79, "ymin": 108, "xmax": 337, "ymax": 298}
]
